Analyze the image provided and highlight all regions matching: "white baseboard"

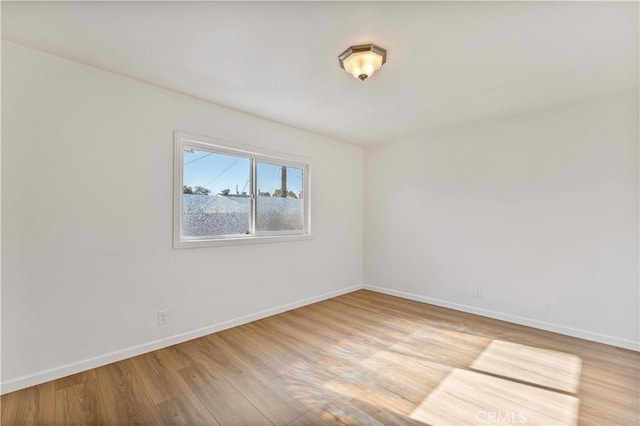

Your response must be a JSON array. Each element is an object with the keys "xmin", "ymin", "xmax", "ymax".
[
  {"xmin": 364, "ymin": 284, "xmax": 639, "ymax": 351},
  {"xmin": 1, "ymin": 284, "xmax": 363, "ymax": 394}
]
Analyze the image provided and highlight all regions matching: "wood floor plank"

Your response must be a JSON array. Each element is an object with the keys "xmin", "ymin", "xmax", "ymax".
[
  {"xmin": 54, "ymin": 370, "xmax": 98, "ymax": 391},
  {"xmin": 178, "ymin": 362, "xmax": 272, "ymax": 425},
  {"xmin": 243, "ymin": 321, "xmax": 316, "ymax": 373},
  {"xmin": 2, "ymin": 290, "xmax": 638, "ymax": 425},
  {"xmin": 154, "ymin": 344, "xmax": 199, "ymax": 371},
  {"xmin": 1, "ymin": 381, "xmax": 56, "ymax": 425},
  {"xmin": 94, "ymin": 359, "xmax": 164, "ymax": 425},
  {"xmin": 155, "ymin": 391, "xmax": 219, "ymax": 426},
  {"xmin": 130, "ymin": 350, "xmax": 192, "ymax": 404},
  {"xmin": 38, "ymin": 382, "xmax": 57, "ymax": 425},
  {"xmin": 287, "ymin": 410, "xmax": 334, "ymax": 425},
  {"xmin": 349, "ymin": 388, "xmax": 426, "ymax": 426},
  {"xmin": 250, "ymin": 319, "xmax": 324, "ymax": 363},
  {"xmin": 215, "ymin": 326, "xmax": 289, "ymax": 380},
  {"xmin": 195, "ymin": 335, "xmax": 308, "ymax": 424},
  {"xmin": 271, "ymin": 356, "xmax": 378, "ymax": 425},
  {"xmin": 55, "ymin": 380, "xmax": 99, "ymax": 425}
]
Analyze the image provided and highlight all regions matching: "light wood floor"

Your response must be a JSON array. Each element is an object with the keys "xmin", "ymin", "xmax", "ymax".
[{"xmin": 2, "ymin": 290, "xmax": 638, "ymax": 425}]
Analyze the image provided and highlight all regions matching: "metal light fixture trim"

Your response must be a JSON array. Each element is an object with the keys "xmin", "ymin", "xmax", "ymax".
[{"xmin": 338, "ymin": 44, "xmax": 387, "ymax": 81}]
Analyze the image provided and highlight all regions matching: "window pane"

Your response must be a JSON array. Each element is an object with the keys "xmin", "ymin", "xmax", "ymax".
[
  {"xmin": 182, "ymin": 149, "xmax": 251, "ymax": 237},
  {"xmin": 256, "ymin": 162, "xmax": 304, "ymax": 232}
]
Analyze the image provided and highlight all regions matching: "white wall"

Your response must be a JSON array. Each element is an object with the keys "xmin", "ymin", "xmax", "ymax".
[
  {"xmin": 364, "ymin": 91, "xmax": 639, "ymax": 350},
  {"xmin": 1, "ymin": 41, "xmax": 363, "ymax": 391}
]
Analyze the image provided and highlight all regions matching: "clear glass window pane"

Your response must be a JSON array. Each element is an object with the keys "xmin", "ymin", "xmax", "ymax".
[
  {"xmin": 256, "ymin": 162, "xmax": 304, "ymax": 232},
  {"xmin": 182, "ymin": 149, "xmax": 251, "ymax": 238}
]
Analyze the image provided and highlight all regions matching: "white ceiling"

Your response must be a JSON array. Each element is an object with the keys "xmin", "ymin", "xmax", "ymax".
[{"xmin": 2, "ymin": 1, "xmax": 638, "ymax": 145}]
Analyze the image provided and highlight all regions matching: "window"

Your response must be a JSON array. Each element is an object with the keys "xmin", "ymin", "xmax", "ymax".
[{"xmin": 174, "ymin": 132, "xmax": 310, "ymax": 248}]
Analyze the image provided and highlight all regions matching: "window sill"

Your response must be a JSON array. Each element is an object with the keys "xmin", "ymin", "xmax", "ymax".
[{"xmin": 174, "ymin": 233, "xmax": 312, "ymax": 249}]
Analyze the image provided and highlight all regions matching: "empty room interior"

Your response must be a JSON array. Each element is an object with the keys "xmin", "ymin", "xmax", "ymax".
[{"xmin": 1, "ymin": 1, "xmax": 638, "ymax": 425}]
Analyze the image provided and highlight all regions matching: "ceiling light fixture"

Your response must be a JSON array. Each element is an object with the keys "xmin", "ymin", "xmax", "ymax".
[{"xmin": 338, "ymin": 44, "xmax": 387, "ymax": 81}]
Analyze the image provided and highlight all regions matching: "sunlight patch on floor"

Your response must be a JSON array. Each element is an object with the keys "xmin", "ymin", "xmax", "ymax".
[
  {"xmin": 471, "ymin": 340, "xmax": 582, "ymax": 393},
  {"xmin": 410, "ymin": 368, "xmax": 580, "ymax": 425}
]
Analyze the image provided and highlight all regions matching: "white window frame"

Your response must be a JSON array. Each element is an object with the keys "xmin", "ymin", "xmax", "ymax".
[{"xmin": 174, "ymin": 131, "xmax": 311, "ymax": 248}]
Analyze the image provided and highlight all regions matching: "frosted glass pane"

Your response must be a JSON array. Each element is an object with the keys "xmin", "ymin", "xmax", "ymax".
[
  {"xmin": 256, "ymin": 163, "xmax": 304, "ymax": 232},
  {"xmin": 182, "ymin": 149, "xmax": 250, "ymax": 237}
]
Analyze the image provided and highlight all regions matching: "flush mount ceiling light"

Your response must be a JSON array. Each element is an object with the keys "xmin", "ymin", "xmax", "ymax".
[{"xmin": 338, "ymin": 44, "xmax": 387, "ymax": 81}]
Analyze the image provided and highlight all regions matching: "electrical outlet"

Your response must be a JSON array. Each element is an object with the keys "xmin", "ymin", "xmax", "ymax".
[
  {"xmin": 473, "ymin": 288, "xmax": 483, "ymax": 298},
  {"xmin": 158, "ymin": 310, "xmax": 169, "ymax": 325}
]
